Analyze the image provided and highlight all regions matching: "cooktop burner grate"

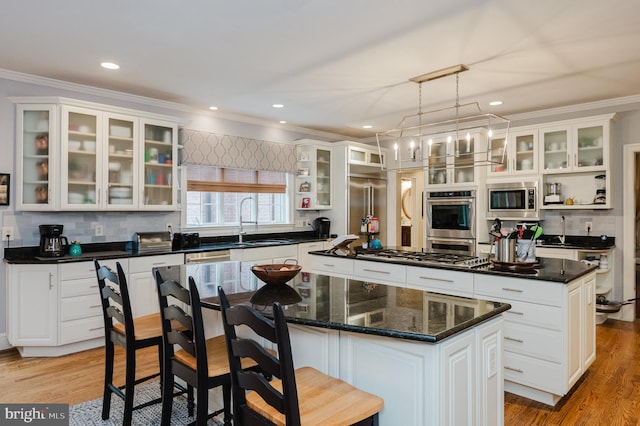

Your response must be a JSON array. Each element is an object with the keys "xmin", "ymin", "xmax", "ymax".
[{"xmin": 358, "ymin": 249, "xmax": 489, "ymax": 268}]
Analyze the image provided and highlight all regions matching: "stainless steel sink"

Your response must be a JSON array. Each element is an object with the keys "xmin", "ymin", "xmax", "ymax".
[{"xmin": 241, "ymin": 239, "xmax": 293, "ymax": 246}]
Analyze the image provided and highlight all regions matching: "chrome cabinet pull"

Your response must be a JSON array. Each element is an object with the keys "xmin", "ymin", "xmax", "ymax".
[
  {"xmin": 363, "ymin": 268, "xmax": 390, "ymax": 275},
  {"xmin": 502, "ymin": 287, "xmax": 523, "ymax": 293},
  {"xmin": 506, "ymin": 310, "xmax": 524, "ymax": 316},
  {"xmin": 505, "ymin": 366, "xmax": 524, "ymax": 373},
  {"xmin": 504, "ymin": 336, "xmax": 524, "ymax": 343},
  {"xmin": 419, "ymin": 276, "xmax": 453, "ymax": 283},
  {"xmin": 49, "ymin": 273, "xmax": 53, "ymax": 290},
  {"xmin": 89, "ymin": 327, "xmax": 103, "ymax": 331},
  {"xmin": 323, "ymin": 263, "xmax": 335, "ymax": 267}
]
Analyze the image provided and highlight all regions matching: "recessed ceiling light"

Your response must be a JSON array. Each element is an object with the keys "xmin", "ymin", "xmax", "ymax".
[
  {"xmin": 272, "ymin": 104, "xmax": 284, "ymax": 108},
  {"xmin": 279, "ymin": 120, "xmax": 287, "ymax": 124},
  {"xmin": 362, "ymin": 125, "xmax": 373, "ymax": 129},
  {"xmin": 489, "ymin": 100, "xmax": 503, "ymax": 106},
  {"xmin": 100, "ymin": 62, "xmax": 120, "ymax": 70},
  {"xmin": 209, "ymin": 106, "xmax": 218, "ymax": 111}
]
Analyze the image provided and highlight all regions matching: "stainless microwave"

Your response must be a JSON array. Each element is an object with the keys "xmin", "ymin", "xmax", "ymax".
[{"xmin": 487, "ymin": 182, "xmax": 541, "ymax": 220}]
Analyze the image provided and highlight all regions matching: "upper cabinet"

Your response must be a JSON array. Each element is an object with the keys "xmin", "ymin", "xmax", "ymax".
[
  {"xmin": 348, "ymin": 145, "xmax": 385, "ymax": 168},
  {"xmin": 487, "ymin": 127, "xmax": 538, "ymax": 178},
  {"xmin": 15, "ymin": 105, "xmax": 58, "ymax": 209},
  {"xmin": 295, "ymin": 141, "xmax": 332, "ymax": 210},
  {"xmin": 425, "ymin": 130, "xmax": 486, "ymax": 187},
  {"xmin": 540, "ymin": 116, "xmax": 610, "ymax": 174},
  {"xmin": 13, "ymin": 97, "xmax": 178, "ymax": 212}
]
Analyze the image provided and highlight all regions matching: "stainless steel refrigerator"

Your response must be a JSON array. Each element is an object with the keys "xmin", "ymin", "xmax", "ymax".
[{"xmin": 348, "ymin": 176, "xmax": 387, "ymax": 247}]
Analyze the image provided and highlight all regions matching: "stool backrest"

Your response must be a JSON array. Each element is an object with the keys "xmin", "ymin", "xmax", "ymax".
[
  {"xmin": 219, "ymin": 287, "xmax": 301, "ymax": 426},
  {"xmin": 154, "ymin": 269, "xmax": 208, "ymax": 373},
  {"xmin": 95, "ymin": 260, "xmax": 134, "ymax": 346}
]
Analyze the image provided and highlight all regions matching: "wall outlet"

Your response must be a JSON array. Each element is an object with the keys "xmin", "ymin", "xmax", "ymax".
[
  {"xmin": 95, "ymin": 224, "xmax": 104, "ymax": 236},
  {"xmin": 2, "ymin": 226, "xmax": 14, "ymax": 241},
  {"xmin": 166, "ymin": 223, "xmax": 173, "ymax": 233},
  {"xmin": 585, "ymin": 221, "xmax": 593, "ymax": 232}
]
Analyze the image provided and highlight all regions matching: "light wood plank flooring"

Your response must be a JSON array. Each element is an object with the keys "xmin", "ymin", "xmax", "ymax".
[{"xmin": 1, "ymin": 319, "xmax": 639, "ymax": 424}]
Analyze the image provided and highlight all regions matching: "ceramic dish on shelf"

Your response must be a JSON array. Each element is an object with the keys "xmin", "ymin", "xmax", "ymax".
[
  {"xmin": 68, "ymin": 192, "xmax": 84, "ymax": 204},
  {"xmin": 110, "ymin": 198, "xmax": 133, "ymax": 204},
  {"xmin": 83, "ymin": 140, "xmax": 96, "ymax": 152},
  {"xmin": 68, "ymin": 140, "xmax": 82, "ymax": 150},
  {"xmin": 109, "ymin": 187, "xmax": 132, "ymax": 198}
]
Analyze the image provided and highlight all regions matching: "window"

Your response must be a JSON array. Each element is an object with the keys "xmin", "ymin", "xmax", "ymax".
[{"xmin": 185, "ymin": 165, "xmax": 290, "ymax": 227}]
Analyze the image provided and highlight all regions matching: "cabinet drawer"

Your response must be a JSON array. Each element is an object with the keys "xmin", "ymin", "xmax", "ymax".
[
  {"xmin": 61, "ymin": 277, "xmax": 100, "ymax": 298},
  {"xmin": 474, "ymin": 274, "xmax": 563, "ymax": 306},
  {"xmin": 500, "ymin": 299, "xmax": 563, "ymax": 331},
  {"xmin": 407, "ymin": 266, "xmax": 472, "ymax": 296},
  {"xmin": 354, "ymin": 260, "xmax": 406, "ymax": 283},
  {"xmin": 59, "ymin": 315, "xmax": 104, "ymax": 344},
  {"xmin": 504, "ymin": 351, "xmax": 564, "ymax": 395},
  {"xmin": 503, "ymin": 322, "xmax": 563, "ymax": 363},
  {"xmin": 311, "ymin": 256, "xmax": 353, "ymax": 276},
  {"xmin": 129, "ymin": 254, "xmax": 183, "ymax": 273},
  {"xmin": 60, "ymin": 258, "xmax": 127, "ymax": 279},
  {"xmin": 60, "ymin": 294, "xmax": 102, "ymax": 321}
]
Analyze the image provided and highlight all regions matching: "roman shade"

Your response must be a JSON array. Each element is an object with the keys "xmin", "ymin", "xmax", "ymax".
[{"xmin": 179, "ymin": 128, "xmax": 297, "ymax": 173}]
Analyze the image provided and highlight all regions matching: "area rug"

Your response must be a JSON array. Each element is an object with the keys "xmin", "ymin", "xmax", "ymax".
[{"xmin": 69, "ymin": 381, "xmax": 223, "ymax": 425}]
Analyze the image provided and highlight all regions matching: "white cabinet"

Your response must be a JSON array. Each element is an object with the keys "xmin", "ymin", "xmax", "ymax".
[
  {"xmin": 296, "ymin": 241, "xmax": 326, "ymax": 272},
  {"xmin": 474, "ymin": 271, "xmax": 596, "ymax": 406},
  {"xmin": 406, "ymin": 266, "xmax": 473, "ymax": 296},
  {"xmin": 128, "ymin": 253, "xmax": 184, "ymax": 318},
  {"xmin": 295, "ymin": 141, "xmax": 332, "ymax": 210},
  {"xmin": 230, "ymin": 244, "xmax": 298, "ymax": 265},
  {"xmin": 12, "ymin": 97, "xmax": 179, "ymax": 211},
  {"xmin": 487, "ymin": 127, "xmax": 538, "ymax": 177},
  {"xmin": 15, "ymin": 105, "xmax": 58, "ymax": 210},
  {"xmin": 58, "ymin": 260, "xmax": 123, "ymax": 345},
  {"xmin": 425, "ymin": 130, "xmax": 486, "ymax": 186},
  {"xmin": 6, "ymin": 264, "xmax": 58, "ymax": 350},
  {"xmin": 347, "ymin": 145, "xmax": 385, "ymax": 168},
  {"xmin": 540, "ymin": 116, "xmax": 611, "ymax": 174}
]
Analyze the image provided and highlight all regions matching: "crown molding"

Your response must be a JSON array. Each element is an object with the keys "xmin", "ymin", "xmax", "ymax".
[{"xmin": 0, "ymin": 68, "xmax": 352, "ymax": 142}]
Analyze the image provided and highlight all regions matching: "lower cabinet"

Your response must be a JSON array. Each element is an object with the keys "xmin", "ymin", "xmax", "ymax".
[
  {"xmin": 128, "ymin": 253, "xmax": 183, "ymax": 318},
  {"xmin": 230, "ymin": 244, "xmax": 298, "ymax": 264},
  {"xmin": 7, "ymin": 264, "xmax": 58, "ymax": 351},
  {"xmin": 288, "ymin": 317, "xmax": 504, "ymax": 426},
  {"xmin": 6, "ymin": 253, "xmax": 183, "ymax": 357},
  {"xmin": 474, "ymin": 271, "xmax": 595, "ymax": 405}
]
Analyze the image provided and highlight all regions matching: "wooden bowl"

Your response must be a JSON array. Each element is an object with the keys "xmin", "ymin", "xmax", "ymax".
[{"xmin": 250, "ymin": 263, "xmax": 302, "ymax": 286}]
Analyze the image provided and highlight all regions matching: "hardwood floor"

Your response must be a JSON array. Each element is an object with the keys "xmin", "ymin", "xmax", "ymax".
[{"xmin": 1, "ymin": 319, "xmax": 639, "ymax": 424}]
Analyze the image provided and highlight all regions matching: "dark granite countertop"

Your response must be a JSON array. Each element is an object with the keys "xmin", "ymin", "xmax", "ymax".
[
  {"xmin": 155, "ymin": 261, "xmax": 511, "ymax": 344},
  {"xmin": 3, "ymin": 231, "xmax": 325, "ymax": 264},
  {"xmin": 309, "ymin": 250, "xmax": 597, "ymax": 283},
  {"xmin": 479, "ymin": 235, "xmax": 615, "ymax": 251}
]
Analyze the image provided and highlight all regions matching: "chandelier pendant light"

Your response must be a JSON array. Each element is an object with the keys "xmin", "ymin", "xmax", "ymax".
[{"xmin": 376, "ymin": 64, "xmax": 510, "ymax": 172}]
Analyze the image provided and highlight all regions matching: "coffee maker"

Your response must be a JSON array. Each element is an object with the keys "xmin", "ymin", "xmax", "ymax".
[
  {"xmin": 313, "ymin": 217, "xmax": 331, "ymax": 239},
  {"xmin": 39, "ymin": 224, "xmax": 68, "ymax": 257}
]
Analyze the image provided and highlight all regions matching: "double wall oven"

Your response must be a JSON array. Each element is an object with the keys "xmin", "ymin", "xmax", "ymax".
[{"xmin": 425, "ymin": 190, "xmax": 476, "ymax": 255}]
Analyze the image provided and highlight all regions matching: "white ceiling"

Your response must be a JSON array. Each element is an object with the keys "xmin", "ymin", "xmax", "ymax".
[{"xmin": 2, "ymin": 0, "xmax": 640, "ymax": 139}]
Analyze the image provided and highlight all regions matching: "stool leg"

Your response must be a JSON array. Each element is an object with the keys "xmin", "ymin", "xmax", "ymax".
[
  {"xmin": 222, "ymin": 382, "xmax": 232, "ymax": 426},
  {"xmin": 123, "ymin": 346, "xmax": 136, "ymax": 426},
  {"xmin": 102, "ymin": 341, "xmax": 114, "ymax": 420},
  {"xmin": 160, "ymin": 367, "xmax": 174, "ymax": 426}
]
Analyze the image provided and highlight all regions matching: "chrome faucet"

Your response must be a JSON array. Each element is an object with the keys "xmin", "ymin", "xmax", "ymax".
[
  {"xmin": 239, "ymin": 196, "xmax": 256, "ymax": 243},
  {"xmin": 558, "ymin": 215, "xmax": 566, "ymax": 244}
]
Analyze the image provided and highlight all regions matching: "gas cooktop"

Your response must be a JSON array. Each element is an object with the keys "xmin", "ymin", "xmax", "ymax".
[{"xmin": 356, "ymin": 249, "xmax": 490, "ymax": 268}]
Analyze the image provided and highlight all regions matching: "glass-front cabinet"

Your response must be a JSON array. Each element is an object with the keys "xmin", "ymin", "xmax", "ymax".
[
  {"xmin": 487, "ymin": 128, "xmax": 538, "ymax": 177},
  {"xmin": 141, "ymin": 120, "xmax": 177, "ymax": 209},
  {"xmin": 425, "ymin": 131, "xmax": 484, "ymax": 186},
  {"xmin": 61, "ymin": 106, "xmax": 101, "ymax": 209},
  {"xmin": 13, "ymin": 97, "xmax": 179, "ymax": 211},
  {"xmin": 105, "ymin": 114, "xmax": 138, "ymax": 209},
  {"xmin": 16, "ymin": 105, "xmax": 57, "ymax": 210},
  {"xmin": 295, "ymin": 142, "xmax": 332, "ymax": 210},
  {"xmin": 540, "ymin": 117, "xmax": 609, "ymax": 174}
]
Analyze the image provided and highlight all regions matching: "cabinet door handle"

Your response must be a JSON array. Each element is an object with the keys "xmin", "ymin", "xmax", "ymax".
[
  {"xmin": 502, "ymin": 287, "xmax": 523, "ymax": 293},
  {"xmin": 323, "ymin": 263, "xmax": 335, "ymax": 267},
  {"xmin": 152, "ymin": 262, "xmax": 167, "ymax": 266},
  {"xmin": 419, "ymin": 276, "xmax": 453, "ymax": 284},
  {"xmin": 90, "ymin": 304, "xmax": 101, "ymax": 308},
  {"xmin": 505, "ymin": 366, "xmax": 524, "ymax": 373},
  {"xmin": 89, "ymin": 326, "xmax": 104, "ymax": 331},
  {"xmin": 49, "ymin": 273, "xmax": 53, "ymax": 290},
  {"xmin": 363, "ymin": 268, "xmax": 390, "ymax": 275},
  {"xmin": 504, "ymin": 336, "xmax": 524, "ymax": 343},
  {"xmin": 506, "ymin": 310, "xmax": 524, "ymax": 316}
]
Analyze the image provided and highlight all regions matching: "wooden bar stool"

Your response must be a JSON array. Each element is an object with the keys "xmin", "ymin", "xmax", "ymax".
[
  {"xmin": 95, "ymin": 260, "xmax": 185, "ymax": 425},
  {"xmin": 219, "ymin": 287, "xmax": 384, "ymax": 426}
]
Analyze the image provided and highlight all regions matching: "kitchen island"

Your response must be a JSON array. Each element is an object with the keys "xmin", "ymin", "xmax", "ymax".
[
  {"xmin": 156, "ymin": 261, "xmax": 510, "ymax": 426},
  {"xmin": 309, "ymin": 249, "xmax": 597, "ymax": 407}
]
